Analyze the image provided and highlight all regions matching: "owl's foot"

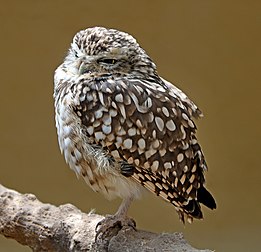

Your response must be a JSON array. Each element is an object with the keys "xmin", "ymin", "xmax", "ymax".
[{"xmin": 95, "ymin": 214, "xmax": 136, "ymax": 241}]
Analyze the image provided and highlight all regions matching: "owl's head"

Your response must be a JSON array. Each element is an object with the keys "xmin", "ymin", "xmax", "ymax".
[{"xmin": 63, "ymin": 27, "xmax": 157, "ymax": 79}]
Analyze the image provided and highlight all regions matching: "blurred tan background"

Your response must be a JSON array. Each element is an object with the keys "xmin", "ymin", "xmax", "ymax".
[{"xmin": 0, "ymin": 0, "xmax": 260, "ymax": 251}]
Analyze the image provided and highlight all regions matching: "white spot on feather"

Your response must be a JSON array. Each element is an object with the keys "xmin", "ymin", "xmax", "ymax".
[
  {"xmin": 166, "ymin": 120, "xmax": 176, "ymax": 131},
  {"xmin": 115, "ymin": 93, "xmax": 124, "ymax": 103},
  {"xmin": 155, "ymin": 117, "xmax": 164, "ymax": 131},
  {"xmin": 102, "ymin": 124, "xmax": 111, "ymax": 135},
  {"xmin": 128, "ymin": 128, "xmax": 136, "ymax": 136},
  {"xmin": 87, "ymin": 126, "xmax": 94, "ymax": 135},
  {"xmin": 123, "ymin": 138, "xmax": 132, "ymax": 149},
  {"xmin": 138, "ymin": 138, "xmax": 146, "ymax": 150},
  {"xmin": 95, "ymin": 131, "xmax": 105, "ymax": 140},
  {"xmin": 151, "ymin": 160, "xmax": 159, "ymax": 172},
  {"xmin": 162, "ymin": 107, "xmax": 170, "ymax": 117},
  {"xmin": 177, "ymin": 153, "xmax": 184, "ymax": 162}
]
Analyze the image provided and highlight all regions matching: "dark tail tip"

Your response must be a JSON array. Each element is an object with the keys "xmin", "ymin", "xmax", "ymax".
[
  {"xmin": 197, "ymin": 186, "xmax": 216, "ymax": 210},
  {"xmin": 183, "ymin": 200, "xmax": 203, "ymax": 219}
]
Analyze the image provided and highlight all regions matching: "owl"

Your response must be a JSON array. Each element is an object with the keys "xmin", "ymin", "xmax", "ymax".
[{"xmin": 54, "ymin": 27, "xmax": 216, "ymax": 238}]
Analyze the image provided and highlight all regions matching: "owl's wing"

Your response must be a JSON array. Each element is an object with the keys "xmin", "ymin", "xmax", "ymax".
[
  {"xmin": 74, "ymin": 77, "xmax": 216, "ymax": 222},
  {"xmin": 160, "ymin": 77, "xmax": 203, "ymax": 119}
]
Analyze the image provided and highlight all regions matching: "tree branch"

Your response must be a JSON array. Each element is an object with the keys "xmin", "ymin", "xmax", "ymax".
[{"xmin": 0, "ymin": 184, "xmax": 212, "ymax": 251}]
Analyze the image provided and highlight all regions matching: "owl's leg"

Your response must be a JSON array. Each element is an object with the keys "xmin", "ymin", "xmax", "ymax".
[{"xmin": 95, "ymin": 196, "xmax": 136, "ymax": 240}]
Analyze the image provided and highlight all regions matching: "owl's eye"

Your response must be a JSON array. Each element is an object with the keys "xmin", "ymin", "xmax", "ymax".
[{"xmin": 98, "ymin": 58, "xmax": 117, "ymax": 65}]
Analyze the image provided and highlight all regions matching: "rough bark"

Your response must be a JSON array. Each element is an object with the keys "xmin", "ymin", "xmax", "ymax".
[{"xmin": 0, "ymin": 184, "xmax": 212, "ymax": 252}]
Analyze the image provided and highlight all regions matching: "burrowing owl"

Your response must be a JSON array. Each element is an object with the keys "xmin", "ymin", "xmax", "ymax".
[{"xmin": 54, "ymin": 27, "xmax": 216, "ymax": 237}]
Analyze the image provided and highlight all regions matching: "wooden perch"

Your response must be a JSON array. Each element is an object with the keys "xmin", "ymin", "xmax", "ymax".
[{"xmin": 0, "ymin": 184, "xmax": 212, "ymax": 252}]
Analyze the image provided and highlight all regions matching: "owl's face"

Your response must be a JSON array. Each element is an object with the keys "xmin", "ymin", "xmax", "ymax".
[{"xmin": 63, "ymin": 27, "xmax": 157, "ymax": 79}]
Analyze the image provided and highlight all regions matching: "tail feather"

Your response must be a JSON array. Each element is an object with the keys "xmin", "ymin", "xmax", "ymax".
[
  {"xmin": 183, "ymin": 200, "xmax": 203, "ymax": 219},
  {"xmin": 180, "ymin": 186, "xmax": 216, "ymax": 223},
  {"xmin": 197, "ymin": 186, "xmax": 216, "ymax": 210}
]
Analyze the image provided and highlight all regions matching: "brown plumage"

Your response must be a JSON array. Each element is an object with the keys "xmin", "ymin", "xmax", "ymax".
[{"xmin": 54, "ymin": 27, "xmax": 216, "ymax": 236}]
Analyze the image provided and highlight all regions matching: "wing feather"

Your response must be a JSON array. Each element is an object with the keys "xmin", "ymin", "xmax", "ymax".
[{"xmin": 73, "ymin": 77, "xmax": 215, "ymax": 220}]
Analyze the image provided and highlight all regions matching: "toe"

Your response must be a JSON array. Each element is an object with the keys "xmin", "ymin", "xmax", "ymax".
[{"xmin": 95, "ymin": 215, "xmax": 136, "ymax": 241}]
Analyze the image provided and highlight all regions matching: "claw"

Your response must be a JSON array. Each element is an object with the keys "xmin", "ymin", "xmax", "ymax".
[{"xmin": 95, "ymin": 214, "xmax": 136, "ymax": 241}]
